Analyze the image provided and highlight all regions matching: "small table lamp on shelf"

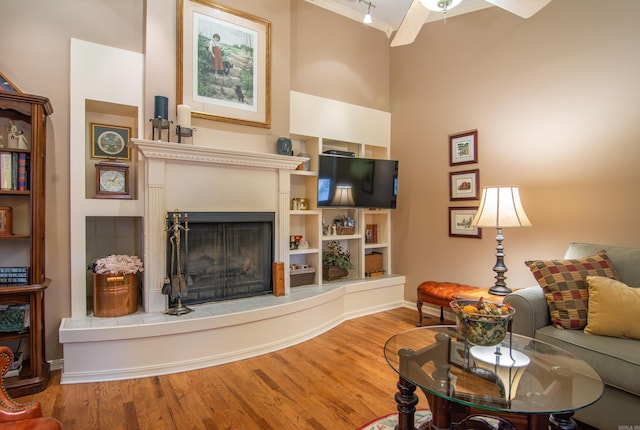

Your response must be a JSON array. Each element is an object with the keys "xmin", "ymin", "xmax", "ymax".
[
  {"xmin": 331, "ymin": 186, "xmax": 355, "ymax": 206},
  {"xmin": 472, "ymin": 186, "xmax": 532, "ymax": 296}
]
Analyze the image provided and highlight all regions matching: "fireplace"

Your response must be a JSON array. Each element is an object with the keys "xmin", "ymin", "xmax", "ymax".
[
  {"xmin": 130, "ymin": 140, "xmax": 305, "ymax": 314},
  {"xmin": 166, "ymin": 211, "xmax": 275, "ymax": 307}
]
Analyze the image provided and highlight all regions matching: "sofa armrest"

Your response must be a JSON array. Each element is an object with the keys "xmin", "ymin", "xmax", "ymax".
[{"xmin": 504, "ymin": 286, "xmax": 551, "ymax": 338}]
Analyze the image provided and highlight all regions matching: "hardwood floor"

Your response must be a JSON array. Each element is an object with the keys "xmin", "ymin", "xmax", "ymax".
[{"xmin": 19, "ymin": 307, "xmax": 435, "ymax": 430}]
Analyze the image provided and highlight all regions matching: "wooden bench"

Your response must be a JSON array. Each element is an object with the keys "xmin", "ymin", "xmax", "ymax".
[{"xmin": 416, "ymin": 281, "xmax": 504, "ymax": 326}]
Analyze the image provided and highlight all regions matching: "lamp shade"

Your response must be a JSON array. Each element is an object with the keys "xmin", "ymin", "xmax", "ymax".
[
  {"xmin": 472, "ymin": 186, "xmax": 532, "ymax": 228},
  {"xmin": 331, "ymin": 186, "xmax": 355, "ymax": 206}
]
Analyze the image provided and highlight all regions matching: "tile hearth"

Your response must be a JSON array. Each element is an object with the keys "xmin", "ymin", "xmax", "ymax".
[
  {"xmin": 59, "ymin": 275, "xmax": 405, "ymax": 384},
  {"xmin": 64, "ymin": 282, "xmax": 343, "ymax": 329}
]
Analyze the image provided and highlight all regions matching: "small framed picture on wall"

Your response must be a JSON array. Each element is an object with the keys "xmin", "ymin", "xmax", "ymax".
[
  {"xmin": 449, "ymin": 130, "xmax": 478, "ymax": 166},
  {"xmin": 450, "ymin": 169, "xmax": 479, "ymax": 201},
  {"xmin": 449, "ymin": 206, "xmax": 481, "ymax": 238}
]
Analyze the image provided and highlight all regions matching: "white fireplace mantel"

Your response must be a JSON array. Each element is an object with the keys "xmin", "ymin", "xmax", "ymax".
[
  {"xmin": 134, "ymin": 139, "xmax": 307, "ymax": 171},
  {"xmin": 132, "ymin": 139, "xmax": 308, "ymax": 313}
]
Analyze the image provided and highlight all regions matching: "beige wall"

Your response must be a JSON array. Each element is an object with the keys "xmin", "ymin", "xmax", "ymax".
[
  {"xmin": 390, "ymin": 0, "xmax": 640, "ymax": 301},
  {"xmin": 290, "ymin": 0, "xmax": 391, "ymax": 111}
]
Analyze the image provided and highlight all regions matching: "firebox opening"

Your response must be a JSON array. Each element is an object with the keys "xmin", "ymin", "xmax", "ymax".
[{"xmin": 166, "ymin": 212, "xmax": 275, "ymax": 307}]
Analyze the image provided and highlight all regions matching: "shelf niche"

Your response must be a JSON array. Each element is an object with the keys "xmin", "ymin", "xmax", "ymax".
[{"xmin": 84, "ymin": 99, "xmax": 139, "ymax": 200}]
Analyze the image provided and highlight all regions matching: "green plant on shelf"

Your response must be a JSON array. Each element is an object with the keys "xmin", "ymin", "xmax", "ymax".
[{"xmin": 322, "ymin": 240, "xmax": 354, "ymax": 270}]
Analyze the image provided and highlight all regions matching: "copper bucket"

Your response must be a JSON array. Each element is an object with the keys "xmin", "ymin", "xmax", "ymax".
[{"xmin": 93, "ymin": 273, "xmax": 138, "ymax": 317}]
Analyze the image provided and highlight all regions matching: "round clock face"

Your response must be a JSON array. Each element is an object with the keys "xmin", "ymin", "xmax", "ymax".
[
  {"xmin": 100, "ymin": 170, "xmax": 126, "ymax": 193},
  {"xmin": 97, "ymin": 131, "xmax": 125, "ymax": 155}
]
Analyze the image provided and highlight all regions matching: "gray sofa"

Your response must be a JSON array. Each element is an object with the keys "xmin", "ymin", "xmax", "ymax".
[{"xmin": 504, "ymin": 242, "xmax": 640, "ymax": 430}]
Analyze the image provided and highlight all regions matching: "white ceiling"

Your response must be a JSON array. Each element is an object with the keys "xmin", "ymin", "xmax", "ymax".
[{"xmin": 304, "ymin": 0, "xmax": 494, "ymax": 37}]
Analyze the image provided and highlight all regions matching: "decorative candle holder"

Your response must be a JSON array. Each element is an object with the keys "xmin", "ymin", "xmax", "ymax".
[
  {"xmin": 176, "ymin": 125, "xmax": 196, "ymax": 144},
  {"xmin": 151, "ymin": 117, "xmax": 172, "ymax": 142}
]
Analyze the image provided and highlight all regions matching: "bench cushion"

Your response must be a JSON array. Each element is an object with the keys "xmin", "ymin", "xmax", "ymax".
[{"xmin": 417, "ymin": 281, "xmax": 479, "ymax": 308}]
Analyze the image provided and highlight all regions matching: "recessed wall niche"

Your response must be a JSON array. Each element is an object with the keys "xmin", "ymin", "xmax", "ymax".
[
  {"xmin": 85, "ymin": 216, "xmax": 143, "ymax": 315},
  {"xmin": 85, "ymin": 99, "xmax": 138, "ymax": 199}
]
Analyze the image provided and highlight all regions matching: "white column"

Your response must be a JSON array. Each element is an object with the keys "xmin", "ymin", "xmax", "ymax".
[{"xmin": 143, "ymin": 159, "xmax": 168, "ymax": 313}]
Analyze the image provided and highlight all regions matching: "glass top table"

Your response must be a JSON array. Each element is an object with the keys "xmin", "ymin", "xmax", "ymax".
[{"xmin": 384, "ymin": 326, "xmax": 603, "ymax": 430}]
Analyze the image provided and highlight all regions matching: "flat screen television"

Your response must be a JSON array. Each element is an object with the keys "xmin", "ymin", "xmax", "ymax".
[{"xmin": 317, "ymin": 154, "xmax": 399, "ymax": 209}]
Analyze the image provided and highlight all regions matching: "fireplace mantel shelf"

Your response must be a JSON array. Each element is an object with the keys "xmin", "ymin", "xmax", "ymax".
[{"xmin": 133, "ymin": 139, "xmax": 308, "ymax": 171}]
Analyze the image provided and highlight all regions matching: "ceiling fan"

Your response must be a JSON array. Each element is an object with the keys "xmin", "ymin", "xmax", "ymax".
[{"xmin": 391, "ymin": 0, "xmax": 552, "ymax": 47}]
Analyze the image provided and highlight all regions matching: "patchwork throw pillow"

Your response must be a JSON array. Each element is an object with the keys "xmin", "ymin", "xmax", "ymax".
[
  {"xmin": 525, "ymin": 250, "xmax": 620, "ymax": 329},
  {"xmin": 585, "ymin": 276, "xmax": 640, "ymax": 340}
]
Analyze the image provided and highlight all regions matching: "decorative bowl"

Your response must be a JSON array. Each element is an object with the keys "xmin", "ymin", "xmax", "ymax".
[{"xmin": 450, "ymin": 299, "xmax": 515, "ymax": 346}]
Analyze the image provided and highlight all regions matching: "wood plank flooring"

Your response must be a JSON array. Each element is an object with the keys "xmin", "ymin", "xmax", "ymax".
[{"xmin": 19, "ymin": 307, "xmax": 435, "ymax": 430}]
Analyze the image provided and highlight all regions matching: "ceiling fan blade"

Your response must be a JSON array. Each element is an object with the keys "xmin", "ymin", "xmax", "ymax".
[
  {"xmin": 485, "ymin": 0, "xmax": 552, "ymax": 19},
  {"xmin": 390, "ymin": 0, "xmax": 430, "ymax": 47}
]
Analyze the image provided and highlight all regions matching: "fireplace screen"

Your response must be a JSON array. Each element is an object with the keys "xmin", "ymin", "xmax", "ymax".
[{"xmin": 166, "ymin": 212, "xmax": 274, "ymax": 307}]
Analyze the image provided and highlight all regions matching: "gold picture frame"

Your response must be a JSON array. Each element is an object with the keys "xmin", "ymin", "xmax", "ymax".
[
  {"xmin": 177, "ymin": 0, "xmax": 271, "ymax": 128},
  {"xmin": 90, "ymin": 123, "xmax": 132, "ymax": 160}
]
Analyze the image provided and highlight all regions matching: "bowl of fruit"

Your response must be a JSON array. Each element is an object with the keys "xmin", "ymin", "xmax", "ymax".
[{"xmin": 450, "ymin": 298, "xmax": 515, "ymax": 346}]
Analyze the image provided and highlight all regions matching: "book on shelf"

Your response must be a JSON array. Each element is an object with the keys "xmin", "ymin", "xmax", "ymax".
[
  {"xmin": 17, "ymin": 153, "xmax": 28, "ymax": 190},
  {"xmin": 0, "ymin": 152, "xmax": 11, "ymax": 190},
  {"xmin": 0, "ymin": 151, "xmax": 30, "ymax": 191},
  {"xmin": 0, "ymin": 267, "xmax": 29, "ymax": 285},
  {"xmin": 11, "ymin": 351, "xmax": 23, "ymax": 370},
  {"xmin": 366, "ymin": 271, "xmax": 385, "ymax": 277},
  {"xmin": 5, "ymin": 350, "xmax": 23, "ymax": 378},
  {"xmin": 6, "ymin": 364, "xmax": 21, "ymax": 378},
  {"xmin": 365, "ymin": 224, "xmax": 378, "ymax": 244}
]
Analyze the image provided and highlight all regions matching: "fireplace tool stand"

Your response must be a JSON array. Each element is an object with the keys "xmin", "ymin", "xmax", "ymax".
[{"xmin": 165, "ymin": 210, "xmax": 193, "ymax": 315}]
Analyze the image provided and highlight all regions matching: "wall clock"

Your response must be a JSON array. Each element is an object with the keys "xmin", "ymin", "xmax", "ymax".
[{"xmin": 95, "ymin": 161, "xmax": 131, "ymax": 199}]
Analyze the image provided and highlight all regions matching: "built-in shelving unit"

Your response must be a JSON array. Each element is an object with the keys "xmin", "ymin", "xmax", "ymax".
[
  {"xmin": 288, "ymin": 137, "xmax": 392, "ymax": 285},
  {"xmin": 68, "ymin": 39, "xmax": 144, "ymax": 319},
  {"xmin": 288, "ymin": 91, "xmax": 394, "ymax": 288}
]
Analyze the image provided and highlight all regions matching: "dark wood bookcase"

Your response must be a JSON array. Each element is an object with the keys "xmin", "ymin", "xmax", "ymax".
[{"xmin": 0, "ymin": 75, "xmax": 52, "ymax": 396}]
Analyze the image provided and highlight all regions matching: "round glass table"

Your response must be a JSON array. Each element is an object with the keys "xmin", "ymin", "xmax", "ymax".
[{"xmin": 384, "ymin": 326, "xmax": 603, "ymax": 430}]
